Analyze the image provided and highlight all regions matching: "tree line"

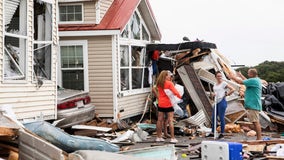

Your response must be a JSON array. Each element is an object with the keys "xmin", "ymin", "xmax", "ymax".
[{"xmin": 236, "ymin": 61, "xmax": 284, "ymax": 83}]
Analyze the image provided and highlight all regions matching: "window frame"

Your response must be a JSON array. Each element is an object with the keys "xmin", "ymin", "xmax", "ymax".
[
  {"xmin": 3, "ymin": 0, "xmax": 28, "ymax": 83},
  {"xmin": 119, "ymin": 10, "xmax": 152, "ymax": 95},
  {"xmin": 58, "ymin": 40, "xmax": 89, "ymax": 91},
  {"xmin": 58, "ymin": 3, "xmax": 84, "ymax": 24},
  {"xmin": 119, "ymin": 44, "xmax": 151, "ymax": 96},
  {"xmin": 33, "ymin": 0, "xmax": 54, "ymax": 82}
]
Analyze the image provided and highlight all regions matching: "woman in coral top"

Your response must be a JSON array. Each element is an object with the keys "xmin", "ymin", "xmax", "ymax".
[{"xmin": 155, "ymin": 70, "xmax": 182, "ymax": 143}]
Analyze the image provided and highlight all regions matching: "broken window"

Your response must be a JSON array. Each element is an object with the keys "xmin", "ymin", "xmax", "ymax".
[
  {"xmin": 60, "ymin": 44, "xmax": 85, "ymax": 90},
  {"xmin": 4, "ymin": 0, "xmax": 27, "ymax": 80},
  {"xmin": 120, "ymin": 24, "xmax": 129, "ymax": 38},
  {"xmin": 120, "ymin": 45, "xmax": 149, "ymax": 91},
  {"xmin": 59, "ymin": 4, "xmax": 83, "ymax": 22},
  {"xmin": 120, "ymin": 46, "xmax": 130, "ymax": 91},
  {"xmin": 130, "ymin": 12, "xmax": 140, "ymax": 40},
  {"xmin": 119, "ymin": 10, "xmax": 151, "ymax": 92},
  {"xmin": 120, "ymin": 10, "xmax": 150, "ymax": 42},
  {"xmin": 33, "ymin": 0, "xmax": 53, "ymax": 81},
  {"xmin": 142, "ymin": 25, "xmax": 149, "ymax": 41}
]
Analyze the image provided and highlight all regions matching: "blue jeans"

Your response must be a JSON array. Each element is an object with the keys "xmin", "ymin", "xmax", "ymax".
[{"xmin": 211, "ymin": 98, "xmax": 227, "ymax": 133}]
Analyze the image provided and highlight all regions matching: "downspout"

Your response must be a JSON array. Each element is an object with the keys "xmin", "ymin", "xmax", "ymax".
[
  {"xmin": 95, "ymin": 0, "xmax": 101, "ymax": 24},
  {"xmin": 112, "ymin": 35, "xmax": 118, "ymax": 122}
]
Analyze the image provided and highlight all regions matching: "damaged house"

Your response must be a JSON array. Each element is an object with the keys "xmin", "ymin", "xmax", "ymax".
[
  {"xmin": 146, "ymin": 42, "xmax": 249, "ymax": 126},
  {"xmin": 0, "ymin": 0, "xmax": 58, "ymax": 121},
  {"xmin": 0, "ymin": 0, "xmax": 161, "ymax": 123},
  {"xmin": 58, "ymin": 0, "xmax": 161, "ymax": 120}
]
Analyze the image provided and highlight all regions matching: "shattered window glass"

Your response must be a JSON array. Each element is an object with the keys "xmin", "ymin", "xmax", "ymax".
[
  {"xmin": 120, "ymin": 46, "xmax": 129, "ymax": 91},
  {"xmin": 132, "ymin": 68, "xmax": 143, "ymax": 89},
  {"xmin": 60, "ymin": 45, "xmax": 84, "ymax": 90},
  {"xmin": 120, "ymin": 69, "xmax": 129, "ymax": 91},
  {"xmin": 34, "ymin": 0, "xmax": 52, "ymax": 41},
  {"xmin": 120, "ymin": 46, "xmax": 129, "ymax": 67},
  {"xmin": 59, "ymin": 5, "xmax": 82, "ymax": 22},
  {"xmin": 120, "ymin": 24, "xmax": 129, "ymax": 38},
  {"xmin": 33, "ymin": 0, "xmax": 53, "ymax": 81},
  {"xmin": 4, "ymin": 0, "xmax": 27, "ymax": 80},
  {"xmin": 4, "ymin": 37, "xmax": 27, "ymax": 80},
  {"xmin": 142, "ymin": 25, "xmax": 149, "ymax": 41},
  {"xmin": 131, "ymin": 47, "xmax": 144, "ymax": 66},
  {"xmin": 33, "ymin": 44, "xmax": 52, "ymax": 80},
  {"xmin": 130, "ymin": 12, "xmax": 140, "ymax": 40},
  {"xmin": 120, "ymin": 45, "xmax": 148, "ymax": 91},
  {"xmin": 131, "ymin": 47, "xmax": 145, "ymax": 89},
  {"xmin": 143, "ymin": 68, "xmax": 150, "ymax": 88},
  {"xmin": 119, "ymin": 10, "xmax": 151, "ymax": 92}
]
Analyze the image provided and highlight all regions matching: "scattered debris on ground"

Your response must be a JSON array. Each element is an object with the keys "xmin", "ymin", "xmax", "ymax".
[{"xmin": 1, "ymin": 41, "xmax": 284, "ymax": 160}]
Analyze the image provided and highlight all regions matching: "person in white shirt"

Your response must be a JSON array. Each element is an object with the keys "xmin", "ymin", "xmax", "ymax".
[{"xmin": 207, "ymin": 71, "xmax": 235, "ymax": 139}]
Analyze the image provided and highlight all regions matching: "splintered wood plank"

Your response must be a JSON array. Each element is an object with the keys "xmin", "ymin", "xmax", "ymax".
[
  {"xmin": 226, "ymin": 110, "xmax": 246, "ymax": 123},
  {"xmin": 0, "ymin": 127, "xmax": 17, "ymax": 137},
  {"xmin": 74, "ymin": 129, "xmax": 98, "ymax": 137},
  {"xmin": 244, "ymin": 144, "xmax": 266, "ymax": 152}
]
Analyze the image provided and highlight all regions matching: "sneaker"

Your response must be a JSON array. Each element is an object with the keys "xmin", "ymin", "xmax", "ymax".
[
  {"xmin": 218, "ymin": 134, "xmax": 224, "ymax": 139},
  {"xmin": 206, "ymin": 133, "xmax": 214, "ymax": 138},
  {"xmin": 170, "ymin": 138, "xmax": 178, "ymax": 143},
  {"xmin": 155, "ymin": 137, "xmax": 165, "ymax": 142}
]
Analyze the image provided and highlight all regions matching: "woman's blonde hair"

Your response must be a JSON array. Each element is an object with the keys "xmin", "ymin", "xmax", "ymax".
[{"xmin": 156, "ymin": 70, "xmax": 170, "ymax": 89}]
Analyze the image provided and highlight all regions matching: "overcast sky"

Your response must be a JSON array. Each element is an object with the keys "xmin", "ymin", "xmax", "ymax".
[{"xmin": 149, "ymin": 0, "xmax": 284, "ymax": 66}]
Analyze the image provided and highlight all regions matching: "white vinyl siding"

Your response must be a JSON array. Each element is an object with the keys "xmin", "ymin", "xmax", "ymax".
[
  {"xmin": 84, "ymin": 1, "xmax": 96, "ymax": 22},
  {"xmin": 0, "ymin": 0, "xmax": 58, "ymax": 121},
  {"xmin": 100, "ymin": 0, "xmax": 113, "ymax": 18},
  {"xmin": 117, "ymin": 93, "xmax": 149, "ymax": 119},
  {"xmin": 88, "ymin": 36, "xmax": 113, "ymax": 116}
]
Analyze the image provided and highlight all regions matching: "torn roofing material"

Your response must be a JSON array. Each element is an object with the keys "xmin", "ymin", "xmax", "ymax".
[{"xmin": 146, "ymin": 41, "xmax": 217, "ymax": 53}]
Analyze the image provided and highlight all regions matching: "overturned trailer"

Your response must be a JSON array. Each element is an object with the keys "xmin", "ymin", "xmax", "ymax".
[{"xmin": 146, "ymin": 41, "xmax": 246, "ymax": 126}]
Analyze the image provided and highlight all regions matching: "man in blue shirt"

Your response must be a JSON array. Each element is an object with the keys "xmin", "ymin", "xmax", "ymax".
[{"xmin": 230, "ymin": 68, "xmax": 262, "ymax": 140}]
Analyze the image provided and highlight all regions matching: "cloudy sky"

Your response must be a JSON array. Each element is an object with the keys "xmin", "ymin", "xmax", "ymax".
[{"xmin": 149, "ymin": 0, "xmax": 284, "ymax": 66}]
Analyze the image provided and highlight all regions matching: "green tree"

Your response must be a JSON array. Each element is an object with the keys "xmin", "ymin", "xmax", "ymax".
[{"xmin": 236, "ymin": 61, "xmax": 284, "ymax": 83}]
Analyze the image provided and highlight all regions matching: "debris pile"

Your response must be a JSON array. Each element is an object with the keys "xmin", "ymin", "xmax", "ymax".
[{"xmin": 1, "ymin": 41, "xmax": 284, "ymax": 160}]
